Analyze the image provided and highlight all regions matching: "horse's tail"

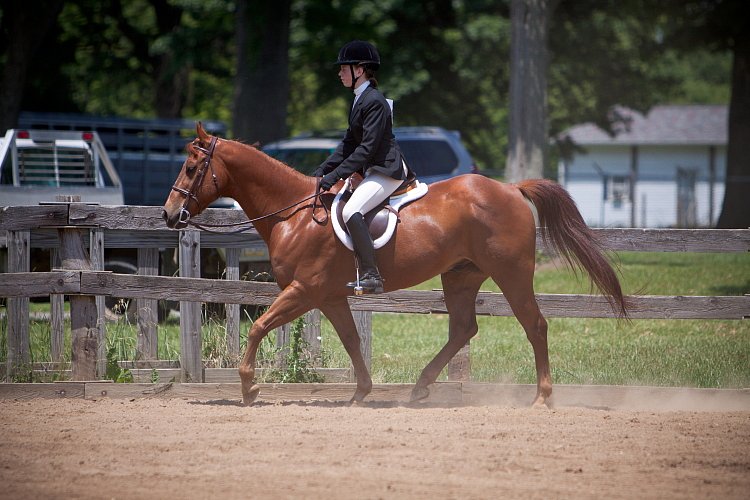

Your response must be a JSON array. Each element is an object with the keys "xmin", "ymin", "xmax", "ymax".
[{"xmin": 516, "ymin": 178, "xmax": 628, "ymax": 318}]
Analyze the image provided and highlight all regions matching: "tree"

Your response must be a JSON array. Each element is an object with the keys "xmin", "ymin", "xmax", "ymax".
[
  {"xmin": 0, "ymin": 0, "xmax": 64, "ymax": 132},
  {"xmin": 719, "ymin": 31, "xmax": 750, "ymax": 228},
  {"xmin": 4, "ymin": 0, "xmax": 739, "ymax": 191},
  {"xmin": 548, "ymin": 1, "xmax": 675, "ymax": 139},
  {"xmin": 7, "ymin": 0, "xmax": 235, "ymax": 122},
  {"xmin": 505, "ymin": 0, "xmax": 558, "ymax": 182},
  {"xmin": 288, "ymin": 0, "xmax": 511, "ymax": 171},
  {"xmin": 549, "ymin": 1, "xmax": 745, "ymax": 227},
  {"xmin": 232, "ymin": 0, "xmax": 292, "ymax": 144},
  {"xmin": 665, "ymin": 1, "xmax": 750, "ymax": 229},
  {"xmin": 107, "ymin": 0, "xmax": 190, "ymax": 119}
]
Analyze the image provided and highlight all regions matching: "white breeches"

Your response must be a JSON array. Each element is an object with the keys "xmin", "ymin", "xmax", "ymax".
[{"xmin": 342, "ymin": 171, "xmax": 403, "ymax": 223}]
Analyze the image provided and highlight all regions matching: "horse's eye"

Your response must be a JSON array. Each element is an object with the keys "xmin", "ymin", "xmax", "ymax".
[{"xmin": 185, "ymin": 157, "xmax": 198, "ymax": 173}]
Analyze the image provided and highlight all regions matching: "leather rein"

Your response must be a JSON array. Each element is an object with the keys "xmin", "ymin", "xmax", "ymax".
[{"xmin": 170, "ymin": 136, "xmax": 328, "ymax": 234}]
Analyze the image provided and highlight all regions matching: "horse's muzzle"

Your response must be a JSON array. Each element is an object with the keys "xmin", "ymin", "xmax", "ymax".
[{"xmin": 162, "ymin": 208, "xmax": 189, "ymax": 229}]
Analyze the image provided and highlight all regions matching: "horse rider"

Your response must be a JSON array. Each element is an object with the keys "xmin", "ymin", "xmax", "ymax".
[{"xmin": 314, "ymin": 40, "xmax": 412, "ymax": 294}]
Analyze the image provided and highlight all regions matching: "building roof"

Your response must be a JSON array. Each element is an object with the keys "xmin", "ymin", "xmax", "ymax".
[{"xmin": 560, "ymin": 105, "xmax": 727, "ymax": 146}]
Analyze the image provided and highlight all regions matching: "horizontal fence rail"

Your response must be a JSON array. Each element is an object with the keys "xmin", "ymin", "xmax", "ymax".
[
  {"xmin": 2, "ymin": 204, "xmax": 750, "ymax": 249},
  {"xmin": 1, "ymin": 203, "xmax": 749, "ymax": 384},
  {"xmin": 2, "ymin": 271, "xmax": 748, "ymax": 320}
]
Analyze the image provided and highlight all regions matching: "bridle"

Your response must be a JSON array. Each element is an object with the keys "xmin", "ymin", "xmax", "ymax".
[
  {"xmin": 170, "ymin": 135, "xmax": 329, "ymax": 233},
  {"xmin": 171, "ymin": 136, "xmax": 219, "ymax": 226}
]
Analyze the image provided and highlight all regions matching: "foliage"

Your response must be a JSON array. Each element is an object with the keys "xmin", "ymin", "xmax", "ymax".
[
  {"xmin": 266, "ymin": 316, "xmax": 324, "ymax": 383},
  {"xmin": 290, "ymin": 0, "xmax": 511, "ymax": 170},
  {"xmin": 105, "ymin": 346, "xmax": 133, "ymax": 383},
  {"xmin": 19, "ymin": 0, "xmax": 235, "ymax": 121},
  {"xmin": 335, "ymin": 313, "xmax": 748, "ymax": 388},
  {"xmin": 2, "ymin": 0, "xmax": 732, "ymax": 173},
  {"xmin": 201, "ymin": 311, "xmax": 235, "ymax": 368},
  {"xmin": 322, "ymin": 252, "xmax": 749, "ymax": 388}
]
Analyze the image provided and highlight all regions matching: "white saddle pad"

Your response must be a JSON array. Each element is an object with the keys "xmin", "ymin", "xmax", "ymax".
[{"xmin": 332, "ymin": 178, "xmax": 429, "ymax": 251}]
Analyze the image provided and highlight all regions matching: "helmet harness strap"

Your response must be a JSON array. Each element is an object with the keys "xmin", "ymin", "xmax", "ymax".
[{"xmin": 349, "ymin": 64, "xmax": 358, "ymax": 90}]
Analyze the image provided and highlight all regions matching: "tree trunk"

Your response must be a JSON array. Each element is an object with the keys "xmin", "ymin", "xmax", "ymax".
[
  {"xmin": 716, "ymin": 37, "xmax": 750, "ymax": 228},
  {"xmin": 232, "ymin": 0, "xmax": 291, "ymax": 144},
  {"xmin": 0, "ymin": 1, "xmax": 64, "ymax": 132},
  {"xmin": 505, "ymin": 0, "xmax": 557, "ymax": 182},
  {"xmin": 150, "ymin": 0, "xmax": 188, "ymax": 119}
]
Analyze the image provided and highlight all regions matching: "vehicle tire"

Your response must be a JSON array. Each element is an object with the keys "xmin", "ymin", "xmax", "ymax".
[
  {"xmin": 104, "ymin": 259, "xmax": 176, "ymax": 323},
  {"xmin": 104, "ymin": 259, "xmax": 138, "ymax": 322}
]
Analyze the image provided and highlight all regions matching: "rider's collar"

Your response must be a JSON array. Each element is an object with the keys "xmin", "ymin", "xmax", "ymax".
[
  {"xmin": 353, "ymin": 79, "xmax": 370, "ymax": 97},
  {"xmin": 352, "ymin": 80, "xmax": 370, "ymax": 109}
]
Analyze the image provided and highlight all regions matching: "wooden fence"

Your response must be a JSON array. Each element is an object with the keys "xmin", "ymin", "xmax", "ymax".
[{"xmin": 1, "ymin": 203, "xmax": 748, "ymax": 383}]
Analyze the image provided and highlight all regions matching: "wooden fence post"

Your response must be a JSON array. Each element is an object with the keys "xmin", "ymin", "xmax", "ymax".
[
  {"xmin": 448, "ymin": 341, "xmax": 471, "ymax": 381},
  {"xmin": 49, "ymin": 249, "xmax": 64, "ymax": 363},
  {"xmin": 275, "ymin": 323, "xmax": 291, "ymax": 369},
  {"xmin": 178, "ymin": 230, "xmax": 203, "ymax": 382},
  {"xmin": 224, "ymin": 248, "xmax": 240, "ymax": 361},
  {"xmin": 59, "ymin": 228, "xmax": 99, "ymax": 381},
  {"xmin": 303, "ymin": 309, "xmax": 321, "ymax": 361},
  {"xmin": 89, "ymin": 228, "xmax": 107, "ymax": 377},
  {"xmin": 353, "ymin": 310, "xmax": 372, "ymax": 374},
  {"xmin": 6, "ymin": 230, "xmax": 30, "ymax": 381},
  {"xmin": 136, "ymin": 247, "xmax": 159, "ymax": 360}
]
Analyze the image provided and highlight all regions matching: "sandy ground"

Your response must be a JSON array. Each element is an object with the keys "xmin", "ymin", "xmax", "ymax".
[{"xmin": 0, "ymin": 396, "xmax": 748, "ymax": 500}]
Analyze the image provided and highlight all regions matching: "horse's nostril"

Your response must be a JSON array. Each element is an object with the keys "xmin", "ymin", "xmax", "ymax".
[{"xmin": 162, "ymin": 209, "xmax": 174, "ymax": 228}]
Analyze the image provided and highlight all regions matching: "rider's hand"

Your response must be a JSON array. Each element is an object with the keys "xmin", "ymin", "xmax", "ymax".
[
  {"xmin": 320, "ymin": 172, "xmax": 339, "ymax": 191},
  {"xmin": 312, "ymin": 166, "xmax": 326, "ymax": 178}
]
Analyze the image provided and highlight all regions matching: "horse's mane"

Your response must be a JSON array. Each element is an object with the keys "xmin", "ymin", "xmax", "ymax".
[{"xmin": 226, "ymin": 138, "xmax": 312, "ymax": 182}]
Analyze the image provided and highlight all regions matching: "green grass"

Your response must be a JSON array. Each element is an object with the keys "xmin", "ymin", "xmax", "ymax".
[
  {"xmin": 1, "ymin": 309, "xmax": 279, "ymax": 373},
  {"xmin": 2, "ymin": 252, "xmax": 748, "ymax": 387},
  {"xmin": 319, "ymin": 252, "xmax": 750, "ymax": 388}
]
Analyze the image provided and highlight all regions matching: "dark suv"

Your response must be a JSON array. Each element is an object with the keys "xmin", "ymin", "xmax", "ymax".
[{"xmin": 263, "ymin": 126, "xmax": 476, "ymax": 184}]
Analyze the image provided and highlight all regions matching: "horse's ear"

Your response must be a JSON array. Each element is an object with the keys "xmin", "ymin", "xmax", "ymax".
[{"xmin": 196, "ymin": 122, "xmax": 210, "ymax": 142}]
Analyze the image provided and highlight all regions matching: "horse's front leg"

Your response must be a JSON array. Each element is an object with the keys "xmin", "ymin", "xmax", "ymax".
[
  {"xmin": 239, "ymin": 282, "xmax": 312, "ymax": 405},
  {"xmin": 320, "ymin": 299, "xmax": 373, "ymax": 404}
]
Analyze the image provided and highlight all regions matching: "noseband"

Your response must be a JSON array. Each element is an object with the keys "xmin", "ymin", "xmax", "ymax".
[{"xmin": 171, "ymin": 136, "xmax": 219, "ymax": 224}]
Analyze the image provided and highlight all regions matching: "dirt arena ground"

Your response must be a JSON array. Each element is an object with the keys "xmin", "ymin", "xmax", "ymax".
[{"xmin": 1, "ymin": 393, "xmax": 748, "ymax": 500}]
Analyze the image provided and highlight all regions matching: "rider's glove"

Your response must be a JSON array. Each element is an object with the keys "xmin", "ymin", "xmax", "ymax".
[
  {"xmin": 312, "ymin": 166, "xmax": 326, "ymax": 178},
  {"xmin": 320, "ymin": 172, "xmax": 339, "ymax": 191}
]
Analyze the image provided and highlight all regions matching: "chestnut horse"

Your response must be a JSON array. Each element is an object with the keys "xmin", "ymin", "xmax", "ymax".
[{"xmin": 163, "ymin": 124, "xmax": 627, "ymax": 407}]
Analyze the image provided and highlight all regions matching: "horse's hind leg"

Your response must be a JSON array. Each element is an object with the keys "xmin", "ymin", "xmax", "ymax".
[
  {"xmin": 491, "ymin": 267, "xmax": 551, "ymax": 408},
  {"xmin": 411, "ymin": 264, "xmax": 486, "ymax": 402},
  {"xmin": 320, "ymin": 299, "xmax": 373, "ymax": 404}
]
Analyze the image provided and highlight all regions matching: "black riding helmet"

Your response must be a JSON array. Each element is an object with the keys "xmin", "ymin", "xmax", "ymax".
[
  {"xmin": 335, "ymin": 40, "xmax": 380, "ymax": 89},
  {"xmin": 335, "ymin": 40, "xmax": 381, "ymax": 69}
]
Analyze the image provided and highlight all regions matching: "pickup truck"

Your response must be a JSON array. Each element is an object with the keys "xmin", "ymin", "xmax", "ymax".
[
  {"xmin": 0, "ymin": 122, "xmax": 248, "ymax": 320},
  {"xmin": 0, "ymin": 128, "xmax": 123, "ymax": 206}
]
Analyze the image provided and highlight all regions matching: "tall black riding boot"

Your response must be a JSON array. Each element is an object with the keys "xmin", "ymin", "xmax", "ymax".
[{"xmin": 345, "ymin": 212, "xmax": 384, "ymax": 294}]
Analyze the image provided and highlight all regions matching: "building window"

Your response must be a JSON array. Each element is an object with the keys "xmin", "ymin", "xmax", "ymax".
[{"xmin": 605, "ymin": 175, "xmax": 630, "ymax": 208}]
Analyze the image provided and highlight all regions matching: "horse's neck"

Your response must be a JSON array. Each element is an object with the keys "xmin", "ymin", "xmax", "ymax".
[{"xmin": 223, "ymin": 143, "xmax": 313, "ymax": 238}]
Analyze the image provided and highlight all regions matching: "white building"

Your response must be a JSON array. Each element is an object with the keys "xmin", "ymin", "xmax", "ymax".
[{"xmin": 557, "ymin": 105, "xmax": 726, "ymax": 228}]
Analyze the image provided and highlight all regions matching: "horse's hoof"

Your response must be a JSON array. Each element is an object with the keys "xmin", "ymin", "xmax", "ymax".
[
  {"xmin": 242, "ymin": 384, "xmax": 261, "ymax": 406},
  {"xmin": 349, "ymin": 389, "xmax": 369, "ymax": 405},
  {"xmin": 410, "ymin": 385, "xmax": 430, "ymax": 403},
  {"xmin": 531, "ymin": 394, "xmax": 552, "ymax": 410}
]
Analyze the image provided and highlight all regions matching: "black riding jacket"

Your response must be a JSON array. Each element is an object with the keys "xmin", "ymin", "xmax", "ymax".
[{"xmin": 318, "ymin": 85, "xmax": 407, "ymax": 182}]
